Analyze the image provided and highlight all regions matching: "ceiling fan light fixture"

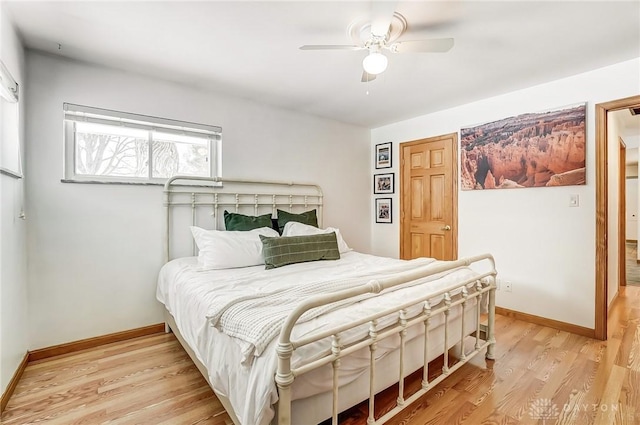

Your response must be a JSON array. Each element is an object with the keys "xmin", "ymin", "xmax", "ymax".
[{"xmin": 362, "ymin": 52, "xmax": 388, "ymax": 75}]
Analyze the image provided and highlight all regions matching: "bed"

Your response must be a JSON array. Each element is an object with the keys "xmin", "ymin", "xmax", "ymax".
[{"xmin": 158, "ymin": 176, "xmax": 497, "ymax": 425}]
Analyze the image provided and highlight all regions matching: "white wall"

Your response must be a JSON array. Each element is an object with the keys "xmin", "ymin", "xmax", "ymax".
[
  {"xmin": 625, "ymin": 151, "xmax": 638, "ymax": 242},
  {"xmin": 625, "ymin": 135, "xmax": 640, "ymax": 149},
  {"xmin": 626, "ymin": 177, "xmax": 637, "ymax": 240},
  {"xmin": 25, "ymin": 52, "xmax": 370, "ymax": 349},
  {"xmin": 371, "ymin": 58, "xmax": 640, "ymax": 329},
  {"xmin": 0, "ymin": 5, "xmax": 28, "ymax": 394}
]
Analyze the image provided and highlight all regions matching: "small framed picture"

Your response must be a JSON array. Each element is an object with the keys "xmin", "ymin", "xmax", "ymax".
[
  {"xmin": 375, "ymin": 142, "xmax": 392, "ymax": 169},
  {"xmin": 374, "ymin": 173, "xmax": 394, "ymax": 194},
  {"xmin": 375, "ymin": 198, "xmax": 392, "ymax": 224}
]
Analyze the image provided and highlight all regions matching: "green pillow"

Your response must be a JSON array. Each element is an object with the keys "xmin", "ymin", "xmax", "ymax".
[
  {"xmin": 260, "ymin": 232, "xmax": 340, "ymax": 269},
  {"xmin": 277, "ymin": 209, "xmax": 318, "ymax": 234},
  {"xmin": 224, "ymin": 210, "xmax": 273, "ymax": 231}
]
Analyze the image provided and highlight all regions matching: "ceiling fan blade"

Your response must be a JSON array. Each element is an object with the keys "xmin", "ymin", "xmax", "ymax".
[
  {"xmin": 370, "ymin": 1, "xmax": 398, "ymax": 37},
  {"xmin": 361, "ymin": 70, "xmax": 377, "ymax": 83},
  {"xmin": 299, "ymin": 45, "xmax": 362, "ymax": 51},
  {"xmin": 408, "ymin": 20, "xmax": 459, "ymax": 33},
  {"xmin": 391, "ymin": 38, "xmax": 454, "ymax": 53}
]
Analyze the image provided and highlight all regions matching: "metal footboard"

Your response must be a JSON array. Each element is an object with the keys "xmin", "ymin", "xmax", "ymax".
[{"xmin": 275, "ymin": 254, "xmax": 497, "ymax": 425}]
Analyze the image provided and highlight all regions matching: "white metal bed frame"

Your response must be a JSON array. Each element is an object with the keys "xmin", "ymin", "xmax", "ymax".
[
  {"xmin": 162, "ymin": 176, "xmax": 497, "ymax": 425},
  {"xmin": 164, "ymin": 175, "xmax": 324, "ymax": 260}
]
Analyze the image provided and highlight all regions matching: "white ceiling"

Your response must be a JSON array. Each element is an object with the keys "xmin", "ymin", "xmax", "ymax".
[{"xmin": 6, "ymin": 1, "xmax": 640, "ymax": 128}]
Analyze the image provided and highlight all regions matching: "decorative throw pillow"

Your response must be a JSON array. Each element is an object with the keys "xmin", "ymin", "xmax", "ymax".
[
  {"xmin": 282, "ymin": 221, "xmax": 351, "ymax": 254},
  {"xmin": 276, "ymin": 209, "xmax": 318, "ymax": 234},
  {"xmin": 260, "ymin": 232, "xmax": 340, "ymax": 269},
  {"xmin": 224, "ymin": 210, "xmax": 273, "ymax": 231},
  {"xmin": 191, "ymin": 226, "xmax": 279, "ymax": 270}
]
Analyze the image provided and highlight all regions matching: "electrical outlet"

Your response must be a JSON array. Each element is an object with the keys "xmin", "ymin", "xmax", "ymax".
[
  {"xmin": 569, "ymin": 194, "xmax": 579, "ymax": 207},
  {"xmin": 504, "ymin": 281, "xmax": 513, "ymax": 292}
]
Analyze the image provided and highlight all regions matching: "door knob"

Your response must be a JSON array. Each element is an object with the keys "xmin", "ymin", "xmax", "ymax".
[{"xmin": 441, "ymin": 225, "xmax": 451, "ymax": 231}]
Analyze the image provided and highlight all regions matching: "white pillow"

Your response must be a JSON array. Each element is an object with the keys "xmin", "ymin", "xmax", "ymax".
[
  {"xmin": 282, "ymin": 221, "xmax": 352, "ymax": 254},
  {"xmin": 190, "ymin": 226, "xmax": 279, "ymax": 270}
]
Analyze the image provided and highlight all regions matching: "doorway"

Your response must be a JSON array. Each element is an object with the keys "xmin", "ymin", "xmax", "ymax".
[
  {"xmin": 595, "ymin": 95, "xmax": 640, "ymax": 340},
  {"xmin": 399, "ymin": 133, "xmax": 458, "ymax": 260},
  {"xmin": 624, "ymin": 140, "xmax": 640, "ymax": 286}
]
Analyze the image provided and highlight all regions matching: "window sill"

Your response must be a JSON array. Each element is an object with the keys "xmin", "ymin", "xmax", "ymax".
[
  {"xmin": 61, "ymin": 178, "xmax": 164, "ymax": 186},
  {"xmin": 60, "ymin": 178, "xmax": 222, "ymax": 188}
]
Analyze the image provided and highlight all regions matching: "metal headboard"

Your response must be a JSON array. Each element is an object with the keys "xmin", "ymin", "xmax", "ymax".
[{"xmin": 163, "ymin": 176, "xmax": 324, "ymax": 261}]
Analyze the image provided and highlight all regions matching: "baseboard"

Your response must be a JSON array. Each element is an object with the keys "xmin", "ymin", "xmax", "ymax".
[
  {"xmin": 28, "ymin": 323, "xmax": 165, "ymax": 362},
  {"xmin": 0, "ymin": 351, "xmax": 29, "ymax": 413},
  {"xmin": 496, "ymin": 307, "xmax": 595, "ymax": 338},
  {"xmin": 609, "ymin": 291, "xmax": 620, "ymax": 310}
]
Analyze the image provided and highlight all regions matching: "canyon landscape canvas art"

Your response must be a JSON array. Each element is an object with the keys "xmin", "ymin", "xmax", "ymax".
[{"xmin": 460, "ymin": 103, "xmax": 586, "ymax": 190}]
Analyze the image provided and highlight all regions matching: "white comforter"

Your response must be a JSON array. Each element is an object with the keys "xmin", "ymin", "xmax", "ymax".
[{"xmin": 157, "ymin": 252, "xmax": 477, "ymax": 425}]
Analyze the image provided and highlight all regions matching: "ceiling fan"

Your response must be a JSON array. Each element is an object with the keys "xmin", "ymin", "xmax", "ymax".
[{"xmin": 300, "ymin": 1, "xmax": 454, "ymax": 82}]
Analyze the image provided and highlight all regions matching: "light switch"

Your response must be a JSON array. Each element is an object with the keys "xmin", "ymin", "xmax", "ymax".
[{"xmin": 569, "ymin": 194, "xmax": 579, "ymax": 207}]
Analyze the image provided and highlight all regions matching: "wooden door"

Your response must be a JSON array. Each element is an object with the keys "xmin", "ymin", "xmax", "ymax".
[{"xmin": 400, "ymin": 134, "xmax": 457, "ymax": 260}]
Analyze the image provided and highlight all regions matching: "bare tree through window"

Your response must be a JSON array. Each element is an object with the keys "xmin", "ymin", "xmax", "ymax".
[
  {"xmin": 73, "ymin": 122, "xmax": 211, "ymax": 179},
  {"xmin": 152, "ymin": 132, "xmax": 208, "ymax": 178},
  {"xmin": 76, "ymin": 131, "xmax": 148, "ymax": 177}
]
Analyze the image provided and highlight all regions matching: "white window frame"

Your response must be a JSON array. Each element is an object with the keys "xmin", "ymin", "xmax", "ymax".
[
  {"xmin": 63, "ymin": 103, "xmax": 222, "ymax": 184},
  {"xmin": 0, "ymin": 59, "xmax": 21, "ymax": 179}
]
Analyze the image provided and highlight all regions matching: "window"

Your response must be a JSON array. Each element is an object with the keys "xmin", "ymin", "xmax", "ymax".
[
  {"xmin": 0, "ymin": 59, "xmax": 21, "ymax": 178},
  {"xmin": 63, "ymin": 103, "xmax": 221, "ymax": 183}
]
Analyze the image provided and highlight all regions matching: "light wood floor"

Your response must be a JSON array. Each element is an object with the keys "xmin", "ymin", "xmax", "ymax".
[
  {"xmin": 3, "ymin": 286, "xmax": 639, "ymax": 425},
  {"xmin": 627, "ymin": 242, "xmax": 640, "ymax": 286}
]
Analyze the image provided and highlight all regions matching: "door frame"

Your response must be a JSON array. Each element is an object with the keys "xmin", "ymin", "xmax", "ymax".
[
  {"xmin": 619, "ymin": 138, "xmax": 626, "ymax": 288},
  {"xmin": 399, "ymin": 133, "xmax": 458, "ymax": 260},
  {"xmin": 595, "ymin": 94, "xmax": 640, "ymax": 340}
]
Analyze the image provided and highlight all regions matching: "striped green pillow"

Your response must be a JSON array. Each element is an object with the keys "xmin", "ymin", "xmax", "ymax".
[{"xmin": 260, "ymin": 232, "xmax": 340, "ymax": 269}]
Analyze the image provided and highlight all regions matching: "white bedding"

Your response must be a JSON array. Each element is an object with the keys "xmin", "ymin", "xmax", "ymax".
[{"xmin": 156, "ymin": 252, "xmax": 479, "ymax": 425}]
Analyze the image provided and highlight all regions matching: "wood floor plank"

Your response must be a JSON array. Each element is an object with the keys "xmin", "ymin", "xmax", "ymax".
[
  {"xmin": 439, "ymin": 399, "xmax": 478, "ymax": 425},
  {"xmin": 621, "ymin": 370, "xmax": 640, "ymax": 425},
  {"xmin": 592, "ymin": 364, "xmax": 626, "ymax": 424},
  {"xmin": 3, "ymin": 286, "xmax": 640, "ymax": 425}
]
